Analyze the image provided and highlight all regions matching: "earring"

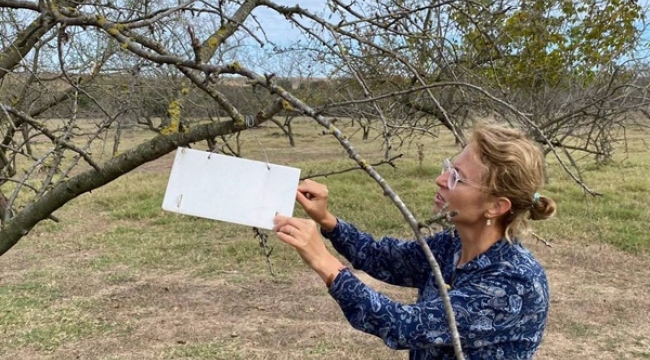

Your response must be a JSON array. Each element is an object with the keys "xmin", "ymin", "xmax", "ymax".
[{"xmin": 486, "ymin": 218, "xmax": 492, "ymax": 226}]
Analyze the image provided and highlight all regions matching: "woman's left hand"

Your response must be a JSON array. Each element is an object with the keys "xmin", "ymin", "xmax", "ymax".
[{"xmin": 273, "ymin": 214, "xmax": 344, "ymax": 285}]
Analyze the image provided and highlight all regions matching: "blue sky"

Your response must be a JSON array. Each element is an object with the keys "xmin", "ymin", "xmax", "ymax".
[
  {"xmin": 238, "ymin": 1, "xmax": 340, "ymax": 76},
  {"xmin": 250, "ymin": 0, "xmax": 336, "ymax": 45}
]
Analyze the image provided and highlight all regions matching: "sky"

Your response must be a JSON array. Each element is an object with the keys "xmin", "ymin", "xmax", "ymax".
[
  {"xmin": 250, "ymin": 0, "xmax": 337, "ymax": 45},
  {"xmin": 235, "ymin": 0, "xmax": 344, "ymax": 76}
]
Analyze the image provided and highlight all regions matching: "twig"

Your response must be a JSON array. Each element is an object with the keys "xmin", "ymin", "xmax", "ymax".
[
  {"xmin": 253, "ymin": 227, "xmax": 275, "ymax": 276},
  {"xmin": 301, "ymin": 154, "xmax": 403, "ymax": 180},
  {"xmin": 1, "ymin": 105, "xmax": 101, "ymax": 172},
  {"xmin": 531, "ymin": 232, "xmax": 552, "ymax": 248},
  {"xmin": 420, "ymin": 207, "xmax": 458, "ymax": 231},
  {"xmin": 328, "ymin": 32, "xmax": 394, "ymax": 160}
]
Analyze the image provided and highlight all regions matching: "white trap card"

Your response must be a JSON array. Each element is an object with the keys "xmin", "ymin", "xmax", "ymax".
[{"xmin": 162, "ymin": 147, "xmax": 301, "ymax": 230}]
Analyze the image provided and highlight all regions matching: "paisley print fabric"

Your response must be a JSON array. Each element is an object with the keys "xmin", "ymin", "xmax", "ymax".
[{"xmin": 322, "ymin": 219, "xmax": 549, "ymax": 360}]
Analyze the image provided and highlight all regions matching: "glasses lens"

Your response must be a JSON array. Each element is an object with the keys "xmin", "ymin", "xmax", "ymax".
[
  {"xmin": 448, "ymin": 168, "xmax": 458, "ymax": 189},
  {"xmin": 442, "ymin": 159, "xmax": 457, "ymax": 189}
]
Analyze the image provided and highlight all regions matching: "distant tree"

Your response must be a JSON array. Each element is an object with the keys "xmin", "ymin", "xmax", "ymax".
[{"xmin": 301, "ymin": 0, "xmax": 649, "ymax": 171}]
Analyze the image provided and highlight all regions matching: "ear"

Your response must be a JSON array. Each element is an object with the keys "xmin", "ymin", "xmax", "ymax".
[{"xmin": 485, "ymin": 196, "xmax": 511, "ymax": 219}]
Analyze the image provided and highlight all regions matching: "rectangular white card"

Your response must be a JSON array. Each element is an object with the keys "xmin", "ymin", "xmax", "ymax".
[{"xmin": 162, "ymin": 147, "xmax": 301, "ymax": 230}]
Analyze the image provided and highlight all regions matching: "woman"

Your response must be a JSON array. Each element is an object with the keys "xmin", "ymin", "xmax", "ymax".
[{"xmin": 273, "ymin": 122, "xmax": 556, "ymax": 359}]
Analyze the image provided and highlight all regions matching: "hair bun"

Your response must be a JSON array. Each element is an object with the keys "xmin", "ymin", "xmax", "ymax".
[{"xmin": 530, "ymin": 196, "xmax": 556, "ymax": 221}]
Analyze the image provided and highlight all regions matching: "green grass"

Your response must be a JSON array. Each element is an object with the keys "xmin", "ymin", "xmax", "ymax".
[
  {"xmin": 0, "ymin": 282, "xmax": 61, "ymax": 322},
  {"xmin": 163, "ymin": 338, "xmax": 244, "ymax": 359},
  {"xmin": 302, "ymin": 340, "xmax": 336, "ymax": 356},
  {"xmin": 567, "ymin": 321, "xmax": 592, "ymax": 337},
  {"xmin": 20, "ymin": 311, "xmax": 118, "ymax": 352},
  {"xmin": 0, "ymin": 275, "xmax": 126, "ymax": 354},
  {"xmin": 535, "ymin": 146, "xmax": 650, "ymax": 252}
]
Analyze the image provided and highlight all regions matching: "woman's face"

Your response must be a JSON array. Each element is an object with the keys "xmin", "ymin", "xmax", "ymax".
[{"xmin": 434, "ymin": 143, "xmax": 490, "ymax": 226}]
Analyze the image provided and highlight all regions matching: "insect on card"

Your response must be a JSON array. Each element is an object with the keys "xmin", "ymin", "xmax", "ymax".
[{"xmin": 162, "ymin": 147, "xmax": 301, "ymax": 230}]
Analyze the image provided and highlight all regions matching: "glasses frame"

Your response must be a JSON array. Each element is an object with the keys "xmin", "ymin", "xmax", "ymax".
[{"xmin": 441, "ymin": 158, "xmax": 484, "ymax": 190}]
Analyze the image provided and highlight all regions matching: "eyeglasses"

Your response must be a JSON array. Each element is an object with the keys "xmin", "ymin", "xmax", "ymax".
[{"xmin": 441, "ymin": 158, "xmax": 483, "ymax": 190}]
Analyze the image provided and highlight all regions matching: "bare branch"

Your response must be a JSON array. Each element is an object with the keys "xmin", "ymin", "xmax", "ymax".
[
  {"xmin": 301, "ymin": 154, "xmax": 403, "ymax": 180},
  {"xmin": 1, "ymin": 104, "xmax": 101, "ymax": 171},
  {"xmin": 531, "ymin": 232, "xmax": 553, "ymax": 248}
]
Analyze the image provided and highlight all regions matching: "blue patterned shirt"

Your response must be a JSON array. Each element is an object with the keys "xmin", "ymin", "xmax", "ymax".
[{"xmin": 322, "ymin": 219, "xmax": 549, "ymax": 360}]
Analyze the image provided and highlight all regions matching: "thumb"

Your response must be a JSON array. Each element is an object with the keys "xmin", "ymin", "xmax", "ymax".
[{"xmin": 296, "ymin": 190, "xmax": 312, "ymax": 208}]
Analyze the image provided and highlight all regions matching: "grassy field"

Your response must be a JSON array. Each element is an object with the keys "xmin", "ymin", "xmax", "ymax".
[{"xmin": 1, "ymin": 119, "xmax": 650, "ymax": 359}]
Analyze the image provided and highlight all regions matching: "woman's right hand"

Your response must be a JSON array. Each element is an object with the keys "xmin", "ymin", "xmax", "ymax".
[{"xmin": 296, "ymin": 179, "xmax": 337, "ymax": 231}]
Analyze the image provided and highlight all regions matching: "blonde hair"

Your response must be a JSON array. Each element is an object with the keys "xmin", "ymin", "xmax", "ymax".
[{"xmin": 470, "ymin": 122, "xmax": 556, "ymax": 241}]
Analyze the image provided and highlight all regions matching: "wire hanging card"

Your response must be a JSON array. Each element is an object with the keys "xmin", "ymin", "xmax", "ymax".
[{"xmin": 162, "ymin": 148, "xmax": 301, "ymax": 230}]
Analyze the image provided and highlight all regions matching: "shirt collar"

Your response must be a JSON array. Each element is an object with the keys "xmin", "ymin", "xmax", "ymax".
[{"xmin": 453, "ymin": 234, "xmax": 514, "ymax": 271}]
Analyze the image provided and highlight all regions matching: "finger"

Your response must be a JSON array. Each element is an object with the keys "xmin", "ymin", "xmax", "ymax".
[
  {"xmin": 273, "ymin": 214, "xmax": 291, "ymax": 231},
  {"xmin": 280, "ymin": 224, "xmax": 297, "ymax": 236},
  {"xmin": 283, "ymin": 224, "xmax": 307, "ymax": 239},
  {"xmin": 282, "ymin": 217, "xmax": 309, "ymax": 232},
  {"xmin": 297, "ymin": 179, "xmax": 314, "ymax": 191},
  {"xmin": 296, "ymin": 190, "xmax": 311, "ymax": 208},
  {"xmin": 297, "ymin": 187, "xmax": 315, "ymax": 201},
  {"xmin": 275, "ymin": 231, "xmax": 301, "ymax": 247},
  {"xmin": 274, "ymin": 214, "xmax": 290, "ymax": 222},
  {"xmin": 298, "ymin": 180, "xmax": 323, "ymax": 196},
  {"xmin": 273, "ymin": 215, "xmax": 308, "ymax": 232}
]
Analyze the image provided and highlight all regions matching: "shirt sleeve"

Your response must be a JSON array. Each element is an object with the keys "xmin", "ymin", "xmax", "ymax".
[
  {"xmin": 321, "ymin": 219, "xmax": 449, "ymax": 289},
  {"xmin": 328, "ymin": 267, "xmax": 547, "ymax": 351}
]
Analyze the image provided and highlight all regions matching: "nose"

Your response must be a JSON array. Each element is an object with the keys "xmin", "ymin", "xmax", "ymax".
[{"xmin": 436, "ymin": 170, "xmax": 449, "ymax": 189}]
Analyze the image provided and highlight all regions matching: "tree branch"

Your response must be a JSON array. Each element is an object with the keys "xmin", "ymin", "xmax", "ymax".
[
  {"xmin": 301, "ymin": 154, "xmax": 403, "ymax": 180},
  {"xmin": 0, "ymin": 98, "xmax": 286, "ymax": 255},
  {"xmin": 0, "ymin": 0, "xmax": 84, "ymax": 80},
  {"xmin": 198, "ymin": 0, "xmax": 260, "ymax": 63},
  {"xmin": 1, "ymin": 104, "xmax": 101, "ymax": 172}
]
